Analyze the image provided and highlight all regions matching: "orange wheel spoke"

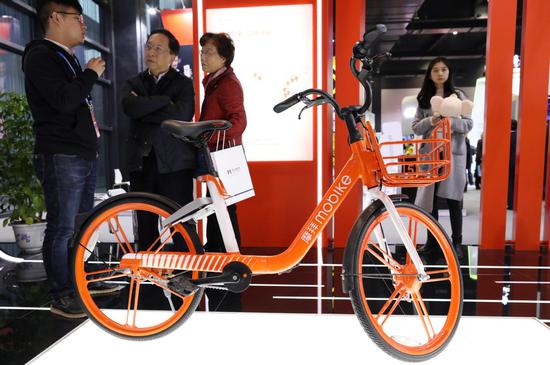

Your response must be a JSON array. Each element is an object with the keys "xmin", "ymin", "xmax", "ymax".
[
  {"xmin": 108, "ymin": 217, "xmax": 133, "ymax": 254},
  {"xmin": 406, "ymin": 218, "xmax": 418, "ymax": 265},
  {"xmin": 413, "ymin": 221, "xmax": 418, "ymax": 248},
  {"xmin": 365, "ymin": 240, "xmax": 402, "ymax": 271},
  {"xmin": 407, "ymin": 217, "xmax": 419, "ymax": 248},
  {"xmin": 153, "ymin": 228, "xmax": 178, "ymax": 253},
  {"xmin": 424, "ymin": 268, "xmax": 451, "ymax": 283},
  {"xmin": 145, "ymin": 226, "xmax": 173, "ymax": 252},
  {"xmin": 380, "ymin": 291, "xmax": 407, "ymax": 327},
  {"xmin": 114, "ymin": 216, "xmax": 134, "ymax": 253},
  {"xmin": 131, "ymin": 278, "xmax": 141, "ymax": 327},
  {"xmin": 87, "ymin": 272, "xmax": 128, "ymax": 283},
  {"xmin": 125, "ymin": 277, "xmax": 136, "ymax": 326},
  {"xmin": 85, "ymin": 267, "xmax": 120, "ymax": 278},
  {"xmin": 375, "ymin": 285, "xmax": 401, "ymax": 319},
  {"xmin": 426, "ymin": 269, "xmax": 450, "ymax": 276},
  {"xmin": 375, "ymin": 284, "xmax": 405, "ymax": 324},
  {"xmin": 412, "ymin": 292, "xmax": 435, "ymax": 340},
  {"xmin": 424, "ymin": 277, "xmax": 451, "ymax": 284}
]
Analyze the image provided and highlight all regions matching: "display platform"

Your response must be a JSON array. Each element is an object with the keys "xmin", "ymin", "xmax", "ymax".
[{"xmin": 29, "ymin": 312, "xmax": 548, "ymax": 364}]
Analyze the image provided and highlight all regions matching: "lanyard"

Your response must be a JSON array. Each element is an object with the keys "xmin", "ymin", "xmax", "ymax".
[
  {"xmin": 56, "ymin": 51, "xmax": 100, "ymax": 138},
  {"xmin": 56, "ymin": 51, "xmax": 92, "ymax": 104}
]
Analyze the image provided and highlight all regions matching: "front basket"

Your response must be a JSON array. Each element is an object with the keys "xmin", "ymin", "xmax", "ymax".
[{"xmin": 377, "ymin": 118, "xmax": 452, "ymax": 187}]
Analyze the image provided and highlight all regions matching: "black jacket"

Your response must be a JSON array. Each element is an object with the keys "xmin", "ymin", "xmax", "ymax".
[
  {"xmin": 22, "ymin": 40, "xmax": 99, "ymax": 159},
  {"xmin": 122, "ymin": 68, "xmax": 196, "ymax": 173}
]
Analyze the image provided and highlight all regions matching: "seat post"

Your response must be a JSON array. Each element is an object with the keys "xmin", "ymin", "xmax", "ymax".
[{"xmin": 199, "ymin": 141, "xmax": 218, "ymax": 177}]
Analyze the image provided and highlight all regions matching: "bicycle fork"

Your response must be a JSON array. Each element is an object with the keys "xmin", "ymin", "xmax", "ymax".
[{"xmin": 366, "ymin": 188, "xmax": 429, "ymax": 281}]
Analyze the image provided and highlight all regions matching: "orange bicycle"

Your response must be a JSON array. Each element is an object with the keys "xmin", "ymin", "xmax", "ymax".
[{"xmin": 71, "ymin": 26, "xmax": 462, "ymax": 361}]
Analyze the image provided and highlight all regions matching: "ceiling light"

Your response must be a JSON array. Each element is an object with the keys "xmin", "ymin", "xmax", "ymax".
[{"xmin": 452, "ymin": 31, "xmax": 458, "ymax": 35}]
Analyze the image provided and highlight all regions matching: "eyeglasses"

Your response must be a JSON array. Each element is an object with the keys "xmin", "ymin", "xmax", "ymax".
[
  {"xmin": 52, "ymin": 11, "xmax": 85, "ymax": 24},
  {"xmin": 200, "ymin": 49, "xmax": 218, "ymax": 57},
  {"xmin": 145, "ymin": 43, "xmax": 168, "ymax": 54}
]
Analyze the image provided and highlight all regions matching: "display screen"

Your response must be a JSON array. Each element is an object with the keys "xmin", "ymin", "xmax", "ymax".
[{"xmin": 206, "ymin": 5, "xmax": 314, "ymax": 161}]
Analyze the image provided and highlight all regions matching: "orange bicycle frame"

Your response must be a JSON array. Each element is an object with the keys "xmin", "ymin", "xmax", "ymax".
[{"xmin": 119, "ymin": 118, "xmax": 451, "ymax": 276}]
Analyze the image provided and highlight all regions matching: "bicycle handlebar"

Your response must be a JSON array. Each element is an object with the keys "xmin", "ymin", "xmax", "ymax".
[
  {"xmin": 273, "ymin": 94, "xmax": 301, "ymax": 113},
  {"xmin": 273, "ymin": 89, "xmax": 343, "ymax": 119}
]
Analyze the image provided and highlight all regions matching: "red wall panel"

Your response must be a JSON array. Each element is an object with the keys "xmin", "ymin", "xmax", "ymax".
[{"xmin": 479, "ymin": 0, "xmax": 517, "ymax": 249}]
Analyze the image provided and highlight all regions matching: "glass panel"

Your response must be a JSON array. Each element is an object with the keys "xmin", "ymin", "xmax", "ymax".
[
  {"xmin": 159, "ymin": 0, "xmax": 184, "ymax": 9},
  {"xmin": 145, "ymin": 1, "xmax": 161, "ymax": 34},
  {"xmin": 20, "ymin": 0, "xmax": 37, "ymax": 8},
  {"xmin": 0, "ymin": 3, "xmax": 32, "ymax": 46},
  {"xmin": 74, "ymin": 46, "xmax": 108, "ymax": 78},
  {"xmin": 0, "ymin": 51, "xmax": 24, "ymax": 94},
  {"xmin": 81, "ymin": 0, "xmax": 102, "ymax": 44}
]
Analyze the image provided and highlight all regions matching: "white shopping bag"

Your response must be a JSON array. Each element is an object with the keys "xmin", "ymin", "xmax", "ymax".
[{"xmin": 210, "ymin": 145, "xmax": 255, "ymax": 205}]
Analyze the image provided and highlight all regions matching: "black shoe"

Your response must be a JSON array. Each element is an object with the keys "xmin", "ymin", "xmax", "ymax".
[
  {"xmin": 50, "ymin": 296, "xmax": 87, "ymax": 319},
  {"xmin": 417, "ymin": 242, "xmax": 437, "ymax": 255},
  {"xmin": 88, "ymin": 281, "xmax": 125, "ymax": 296},
  {"xmin": 454, "ymin": 244, "xmax": 464, "ymax": 260}
]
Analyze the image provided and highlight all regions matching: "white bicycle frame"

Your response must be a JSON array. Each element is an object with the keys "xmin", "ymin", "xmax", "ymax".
[
  {"xmin": 365, "ymin": 187, "xmax": 428, "ymax": 280},
  {"xmin": 160, "ymin": 177, "xmax": 240, "ymax": 252}
]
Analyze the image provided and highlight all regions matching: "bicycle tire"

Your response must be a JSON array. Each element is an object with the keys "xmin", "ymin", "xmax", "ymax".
[
  {"xmin": 347, "ymin": 202, "xmax": 463, "ymax": 361},
  {"xmin": 71, "ymin": 193, "xmax": 204, "ymax": 340}
]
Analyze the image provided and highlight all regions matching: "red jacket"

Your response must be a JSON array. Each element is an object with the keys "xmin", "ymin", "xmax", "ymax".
[{"xmin": 200, "ymin": 67, "xmax": 247, "ymax": 150}]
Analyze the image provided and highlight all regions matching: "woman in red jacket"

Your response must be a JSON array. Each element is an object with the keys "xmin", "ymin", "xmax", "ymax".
[
  {"xmin": 199, "ymin": 32, "xmax": 246, "ymax": 311},
  {"xmin": 200, "ymin": 33, "xmax": 246, "ymax": 151}
]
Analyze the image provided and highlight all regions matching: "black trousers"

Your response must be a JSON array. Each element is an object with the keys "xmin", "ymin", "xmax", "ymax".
[
  {"xmin": 204, "ymin": 204, "xmax": 242, "ymax": 312},
  {"xmin": 130, "ymin": 150, "xmax": 194, "ymax": 251},
  {"xmin": 427, "ymin": 190, "xmax": 463, "ymax": 247},
  {"xmin": 204, "ymin": 204, "xmax": 241, "ymax": 252}
]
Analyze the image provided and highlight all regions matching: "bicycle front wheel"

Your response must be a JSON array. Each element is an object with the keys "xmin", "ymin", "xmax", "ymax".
[
  {"xmin": 72, "ymin": 193, "xmax": 204, "ymax": 339},
  {"xmin": 348, "ymin": 202, "xmax": 463, "ymax": 361}
]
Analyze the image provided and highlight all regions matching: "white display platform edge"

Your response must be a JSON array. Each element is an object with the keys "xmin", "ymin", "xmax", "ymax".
[{"xmin": 29, "ymin": 312, "xmax": 549, "ymax": 365}]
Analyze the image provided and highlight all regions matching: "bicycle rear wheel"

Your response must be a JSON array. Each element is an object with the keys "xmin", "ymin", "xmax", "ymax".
[
  {"xmin": 72, "ymin": 193, "xmax": 204, "ymax": 339},
  {"xmin": 348, "ymin": 202, "xmax": 463, "ymax": 361}
]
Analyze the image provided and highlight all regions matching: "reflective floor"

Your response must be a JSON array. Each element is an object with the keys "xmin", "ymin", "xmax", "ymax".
[{"xmin": 0, "ymin": 243, "xmax": 548, "ymax": 364}]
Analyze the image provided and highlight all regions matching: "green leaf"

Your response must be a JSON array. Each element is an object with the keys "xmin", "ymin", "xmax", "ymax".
[{"xmin": 0, "ymin": 93, "xmax": 45, "ymax": 225}]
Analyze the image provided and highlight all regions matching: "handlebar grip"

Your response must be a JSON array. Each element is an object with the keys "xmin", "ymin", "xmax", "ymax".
[
  {"xmin": 362, "ymin": 24, "xmax": 387, "ymax": 45},
  {"xmin": 273, "ymin": 93, "xmax": 301, "ymax": 113},
  {"xmin": 353, "ymin": 24, "xmax": 387, "ymax": 59}
]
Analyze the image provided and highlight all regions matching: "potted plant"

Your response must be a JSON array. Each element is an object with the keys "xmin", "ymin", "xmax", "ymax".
[{"xmin": 0, "ymin": 92, "xmax": 46, "ymax": 253}]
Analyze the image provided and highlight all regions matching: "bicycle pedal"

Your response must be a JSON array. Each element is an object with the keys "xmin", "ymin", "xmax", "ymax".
[{"xmin": 168, "ymin": 275, "xmax": 199, "ymax": 296}]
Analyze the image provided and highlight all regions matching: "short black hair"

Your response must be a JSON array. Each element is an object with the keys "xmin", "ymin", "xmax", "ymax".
[
  {"xmin": 148, "ymin": 29, "xmax": 180, "ymax": 55},
  {"xmin": 37, "ymin": 0, "xmax": 83, "ymax": 32},
  {"xmin": 199, "ymin": 32, "xmax": 235, "ymax": 67}
]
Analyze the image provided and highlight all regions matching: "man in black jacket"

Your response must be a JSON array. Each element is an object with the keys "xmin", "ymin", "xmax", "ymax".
[
  {"xmin": 23, "ymin": 0, "xmax": 105, "ymax": 318},
  {"xmin": 122, "ymin": 29, "xmax": 195, "ymax": 251}
]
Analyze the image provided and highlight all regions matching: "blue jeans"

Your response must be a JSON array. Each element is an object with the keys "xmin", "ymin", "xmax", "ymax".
[{"xmin": 33, "ymin": 154, "xmax": 97, "ymax": 299}]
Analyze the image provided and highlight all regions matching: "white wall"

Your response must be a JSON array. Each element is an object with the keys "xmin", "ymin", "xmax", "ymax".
[{"xmin": 381, "ymin": 88, "xmax": 419, "ymax": 135}]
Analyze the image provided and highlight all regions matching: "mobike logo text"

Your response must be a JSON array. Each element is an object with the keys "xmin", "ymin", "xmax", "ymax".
[{"xmin": 315, "ymin": 175, "xmax": 352, "ymax": 225}]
